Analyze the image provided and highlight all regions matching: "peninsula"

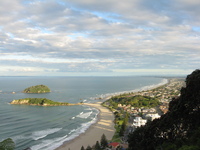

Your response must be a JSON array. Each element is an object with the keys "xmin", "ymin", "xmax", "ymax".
[
  {"xmin": 10, "ymin": 98, "xmax": 81, "ymax": 106},
  {"xmin": 23, "ymin": 85, "xmax": 51, "ymax": 93}
]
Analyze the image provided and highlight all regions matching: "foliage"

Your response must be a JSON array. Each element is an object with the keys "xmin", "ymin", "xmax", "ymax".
[
  {"xmin": 128, "ymin": 69, "xmax": 200, "ymax": 150},
  {"xmin": 100, "ymin": 134, "xmax": 108, "ymax": 148},
  {"xmin": 80, "ymin": 146, "xmax": 85, "ymax": 150},
  {"xmin": 23, "ymin": 84, "xmax": 51, "ymax": 93},
  {"xmin": 119, "ymin": 113, "xmax": 129, "ymax": 136},
  {"xmin": 0, "ymin": 138, "xmax": 15, "ymax": 150},
  {"xmin": 86, "ymin": 145, "xmax": 92, "ymax": 150},
  {"xmin": 94, "ymin": 141, "xmax": 101, "ymax": 150},
  {"xmin": 15, "ymin": 98, "xmax": 69, "ymax": 106},
  {"xmin": 108, "ymin": 95, "xmax": 160, "ymax": 108}
]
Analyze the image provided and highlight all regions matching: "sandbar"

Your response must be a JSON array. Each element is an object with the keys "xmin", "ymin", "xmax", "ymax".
[{"xmin": 55, "ymin": 102, "xmax": 115, "ymax": 150}]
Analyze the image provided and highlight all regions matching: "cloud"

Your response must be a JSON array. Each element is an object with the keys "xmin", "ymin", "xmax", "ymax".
[{"xmin": 0, "ymin": 0, "xmax": 199, "ymax": 76}]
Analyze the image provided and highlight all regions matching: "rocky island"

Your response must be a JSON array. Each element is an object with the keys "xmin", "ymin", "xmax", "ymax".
[
  {"xmin": 10, "ymin": 98, "xmax": 81, "ymax": 106},
  {"xmin": 23, "ymin": 85, "xmax": 51, "ymax": 93}
]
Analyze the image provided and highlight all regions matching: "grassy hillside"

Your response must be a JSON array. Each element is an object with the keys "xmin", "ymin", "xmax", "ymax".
[{"xmin": 23, "ymin": 85, "xmax": 51, "ymax": 93}]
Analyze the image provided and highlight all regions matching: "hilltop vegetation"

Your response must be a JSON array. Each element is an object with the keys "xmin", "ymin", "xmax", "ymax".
[
  {"xmin": 23, "ymin": 85, "xmax": 50, "ymax": 93},
  {"xmin": 10, "ymin": 98, "xmax": 70, "ymax": 106},
  {"xmin": 128, "ymin": 69, "xmax": 200, "ymax": 150},
  {"xmin": 106, "ymin": 95, "xmax": 160, "ymax": 109}
]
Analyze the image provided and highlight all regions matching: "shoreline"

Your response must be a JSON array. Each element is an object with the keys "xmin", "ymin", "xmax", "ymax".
[
  {"xmin": 55, "ymin": 102, "xmax": 115, "ymax": 150},
  {"xmin": 55, "ymin": 78, "xmax": 169, "ymax": 150},
  {"xmin": 97, "ymin": 78, "xmax": 169, "ymax": 100}
]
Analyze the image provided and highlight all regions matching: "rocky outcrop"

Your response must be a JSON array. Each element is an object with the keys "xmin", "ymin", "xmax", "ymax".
[{"xmin": 10, "ymin": 99, "xmax": 29, "ymax": 105}]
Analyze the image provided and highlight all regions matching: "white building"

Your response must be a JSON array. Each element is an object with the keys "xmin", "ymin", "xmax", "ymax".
[
  {"xmin": 132, "ymin": 117, "xmax": 147, "ymax": 128},
  {"xmin": 145, "ymin": 113, "xmax": 160, "ymax": 121}
]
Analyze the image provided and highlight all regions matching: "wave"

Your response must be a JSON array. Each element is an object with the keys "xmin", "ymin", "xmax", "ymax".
[
  {"xmin": 30, "ymin": 116, "xmax": 98, "ymax": 150},
  {"xmin": 76, "ymin": 111, "xmax": 93, "ymax": 119},
  {"xmin": 12, "ymin": 135, "xmax": 26, "ymax": 142},
  {"xmin": 32, "ymin": 128, "xmax": 62, "ymax": 140},
  {"xmin": 71, "ymin": 116, "xmax": 75, "ymax": 120},
  {"xmin": 12, "ymin": 128, "xmax": 62, "ymax": 142},
  {"xmin": 30, "ymin": 135, "xmax": 68, "ymax": 150}
]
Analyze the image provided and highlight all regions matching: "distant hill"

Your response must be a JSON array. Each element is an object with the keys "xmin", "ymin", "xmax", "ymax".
[
  {"xmin": 23, "ymin": 85, "xmax": 51, "ymax": 93},
  {"xmin": 128, "ymin": 69, "xmax": 200, "ymax": 150}
]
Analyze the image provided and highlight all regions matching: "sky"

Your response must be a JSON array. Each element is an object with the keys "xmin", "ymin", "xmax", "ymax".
[{"xmin": 0, "ymin": 0, "xmax": 199, "ymax": 76}]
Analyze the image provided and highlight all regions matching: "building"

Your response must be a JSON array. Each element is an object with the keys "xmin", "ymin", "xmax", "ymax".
[
  {"xmin": 108, "ymin": 142, "xmax": 120, "ymax": 150},
  {"xmin": 145, "ymin": 113, "xmax": 160, "ymax": 121},
  {"xmin": 132, "ymin": 116, "xmax": 147, "ymax": 128}
]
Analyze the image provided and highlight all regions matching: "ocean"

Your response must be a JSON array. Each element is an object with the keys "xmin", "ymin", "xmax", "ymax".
[{"xmin": 0, "ymin": 76, "xmax": 167, "ymax": 150}]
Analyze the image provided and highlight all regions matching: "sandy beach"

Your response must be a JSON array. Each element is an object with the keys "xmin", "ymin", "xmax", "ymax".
[{"xmin": 55, "ymin": 102, "xmax": 115, "ymax": 150}]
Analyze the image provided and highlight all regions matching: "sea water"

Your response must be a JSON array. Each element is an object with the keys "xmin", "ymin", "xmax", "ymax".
[{"xmin": 0, "ymin": 76, "xmax": 167, "ymax": 150}]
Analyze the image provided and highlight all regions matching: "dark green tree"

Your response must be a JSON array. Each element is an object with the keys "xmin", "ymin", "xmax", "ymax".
[
  {"xmin": 119, "ymin": 120, "xmax": 126, "ymax": 136},
  {"xmin": 80, "ymin": 146, "xmax": 85, "ymax": 150},
  {"xmin": 94, "ymin": 141, "xmax": 101, "ymax": 150},
  {"xmin": 0, "ymin": 138, "xmax": 15, "ymax": 150},
  {"xmin": 100, "ymin": 134, "xmax": 108, "ymax": 148},
  {"xmin": 86, "ymin": 145, "xmax": 92, "ymax": 150}
]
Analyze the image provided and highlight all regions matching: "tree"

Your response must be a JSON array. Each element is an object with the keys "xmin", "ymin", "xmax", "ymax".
[
  {"xmin": 86, "ymin": 145, "xmax": 92, "ymax": 150},
  {"xmin": 80, "ymin": 146, "xmax": 85, "ymax": 150},
  {"xmin": 0, "ymin": 138, "xmax": 15, "ymax": 150},
  {"xmin": 119, "ymin": 120, "xmax": 126, "ymax": 136},
  {"xmin": 94, "ymin": 141, "xmax": 101, "ymax": 150},
  {"xmin": 100, "ymin": 134, "xmax": 108, "ymax": 148}
]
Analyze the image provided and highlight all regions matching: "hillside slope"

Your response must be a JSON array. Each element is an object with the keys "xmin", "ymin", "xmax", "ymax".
[
  {"xmin": 128, "ymin": 69, "xmax": 200, "ymax": 150},
  {"xmin": 23, "ymin": 85, "xmax": 50, "ymax": 93}
]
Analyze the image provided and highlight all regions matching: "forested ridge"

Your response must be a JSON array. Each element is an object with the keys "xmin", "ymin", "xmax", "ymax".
[{"xmin": 128, "ymin": 69, "xmax": 200, "ymax": 150}]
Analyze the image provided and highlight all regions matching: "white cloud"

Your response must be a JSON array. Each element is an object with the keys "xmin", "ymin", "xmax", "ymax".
[{"xmin": 0, "ymin": 0, "xmax": 199, "ymax": 76}]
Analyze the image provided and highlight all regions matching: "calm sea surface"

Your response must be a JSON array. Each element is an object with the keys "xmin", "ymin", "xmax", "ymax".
[{"xmin": 0, "ymin": 76, "xmax": 167, "ymax": 150}]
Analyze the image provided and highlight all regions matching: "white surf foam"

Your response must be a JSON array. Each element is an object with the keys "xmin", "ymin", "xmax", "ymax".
[
  {"xmin": 76, "ymin": 111, "xmax": 93, "ymax": 119},
  {"xmin": 30, "ymin": 116, "xmax": 98, "ymax": 150},
  {"xmin": 30, "ymin": 134, "xmax": 68, "ymax": 150},
  {"xmin": 32, "ymin": 128, "xmax": 62, "ymax": 140}
]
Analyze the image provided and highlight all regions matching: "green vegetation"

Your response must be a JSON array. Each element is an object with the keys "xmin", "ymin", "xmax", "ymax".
[
  {"xmin": 0, "ymin": 138, "xmax": 15, "ymax": 150},
  {"xmin": 102, "ymin": 94, "xmax": 159, "ymax": 143},
  {"xmin": 107, "ymin": 95, "xmax": 160, "ymax": 109},
  {"xmin": 23, "ymin": 85, "xmax": 51, "ymax": 93},
  {"xmin": 128, "ymin": 69, "xmax": 200, "ymax": 150},
  {"xmin": 100, "ymin": 134, "xmax": 108, "ymax": 149},
  {"xmin": 112, "ymin": 111, "xmax": 129, "ymax": 142},
  {"xmin": 10, "ymin": 98, "xmax": 70, "ymax": 106}
]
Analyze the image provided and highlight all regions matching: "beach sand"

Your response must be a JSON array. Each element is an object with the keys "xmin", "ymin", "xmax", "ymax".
[{"xmin": 55, "ymin": 102, "xmax": 115, "ymax": 150}]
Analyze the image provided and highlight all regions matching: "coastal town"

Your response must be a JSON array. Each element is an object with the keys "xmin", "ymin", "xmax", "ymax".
[{"xmin": 102, "ymin": 78, "xmax": 185, "ymax": 150}]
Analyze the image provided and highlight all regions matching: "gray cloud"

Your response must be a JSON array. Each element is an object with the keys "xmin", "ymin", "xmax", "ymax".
[{"xmin": 0, "ymin": 0, "xmax": 199, "ymax": 75}]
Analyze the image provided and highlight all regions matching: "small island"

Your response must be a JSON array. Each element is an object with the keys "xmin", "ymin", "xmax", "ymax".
[
  {"xmin": 23, "ymin": 85, "xmax": 51, "ymax": 93},
  {"xmin": 10, "ymin": 98, "xmax": 80, "ymax": 106}
]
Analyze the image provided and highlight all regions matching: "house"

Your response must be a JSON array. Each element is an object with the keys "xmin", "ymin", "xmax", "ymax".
[
  {"xmin": 145, "ymin": 113, "xmax": 160, "ymax": 121},
  {"xmin": 132, "ymin": 116, "xmax": 147, "ymax": 128},
  {"xmin": 108, "ymin": 142, "xmax": 120, "ymax": 150}
]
